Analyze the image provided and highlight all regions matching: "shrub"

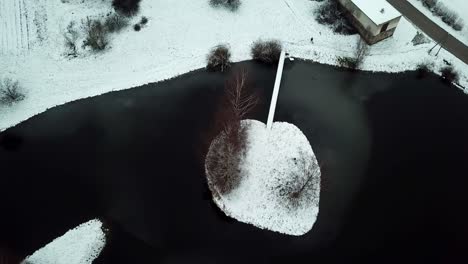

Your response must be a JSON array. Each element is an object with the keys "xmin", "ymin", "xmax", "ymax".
[
  {"xmin": 64, "ymin": 21, "xmax": 79, "ymax": 57},
  {"xmin": 0, "ymin": 78, "xmax": 25, "ymax": 105},
  {"xmin": 337, "ymin": 56, "xmax": 358, "ymax": 69},
  {"xmin": 337, "ymin": 39, "xmax": 368, "ymax": 70},
  {"xmin": 315, "ymin": 0, "xmax": 356, "ymax": 35},
  {"xmin": 140, "ymin": 16, "xmax": 148, "ymax": 25},
  {"xmin": 133, "ymin": 23, "xmax": 141, "ymax": 31},
  {"xmin": 421, "ymin": 0, "xmax": 438, "ymax": 9},
  {"xmin": 206, "ymin": 45, "xmax": 232, "ymax": 72},
  {"xmin": 415, "ymin": 62, "xmax": 432, "ymax": 78},
  {"xmin": 104, "ymin": 12, "xmax": 129, "ymax": 33},
  {"xmin": 411, "ymin": 31, "xmax": 431, "ymax": 46},
  {"xmin": 113, "ymin": 0, "xmax": 141, "ymax": 16},
  {"xmin": 209, "ymin": 0, "xmax": 241, "ymax": 12},
  {"xmin": 83, "ymin": 18, "xmax": 108, "ymax": 51},
  {"xmin": 251, "ymin": 40, "xmax": 282, "ymax": 64},
  {"xmin": 440, "ymin": 66, "xmax": 459, "ymax": 84}
]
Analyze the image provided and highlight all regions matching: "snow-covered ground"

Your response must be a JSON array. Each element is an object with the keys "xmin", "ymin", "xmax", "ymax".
[
  {"xmin": 408, "ymin": 0, "xmax": 468, "ymax": 46},
  {"xmin": 1, "ymin": 0, "xmax": 467, "ymax": 131},
  {"xmin": 22, "ymin": 219, "xmax": 106, "ymax": 264},
  {"xmin": 205, "ymin": 120, "xmax": 321, "ymax": 236}
]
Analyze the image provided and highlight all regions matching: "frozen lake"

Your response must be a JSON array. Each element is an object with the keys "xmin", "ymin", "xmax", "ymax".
[{"xmin": 1, "ymin": 60, "xmax": 467, "ymax": 263}]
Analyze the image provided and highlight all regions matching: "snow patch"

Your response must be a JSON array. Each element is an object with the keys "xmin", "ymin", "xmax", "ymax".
[
  {"xmin": 205, "ymin": 120, "xmax": 321, "ymax": 236},
  {"xmin": 22, "ymin": 219, "xmax": 106, "ymax": 264}
]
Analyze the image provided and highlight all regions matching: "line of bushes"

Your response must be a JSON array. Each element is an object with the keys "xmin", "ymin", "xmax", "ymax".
[
  {"xmin": 419, "ymin": 0, "xmax": 464, "ymax": 31},
  {"xmin": 206, "ymin": 40, "xmax": 283, "ymax": 72}
]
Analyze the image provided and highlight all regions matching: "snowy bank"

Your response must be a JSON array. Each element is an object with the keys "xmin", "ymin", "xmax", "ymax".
[
  {"xmin": 408, "ymin": 0, "xmax": 468, "ymax": 46},
  {"xmin": 22, "ymin": 219, "xmax": 106, "ymax": 264},
  {"xmin": 1, "ymin": 0, "xmax": 468, "ymax": 131},
  {"xmin": 205, "ymin": 120, "xmax": 321, "ymax": 236}
]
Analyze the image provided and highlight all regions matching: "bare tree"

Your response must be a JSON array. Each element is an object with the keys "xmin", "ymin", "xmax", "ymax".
[
  {"xmin": 277, "ymin": 149, "xmax": 320, "ymax": 209},
  {"xmin": 355, "ymin": 38, "xmax": 369, "ymax": 68},
  {"xmin": 206, "ymin": 45, "xmax": 232, "ymax": 73},
  {"xmin": 205, "ymin": 68, "xmax": 258, "ymax": 195},
  {"xmin": 82, "ymin": 17, "xmax": 108, "ymax": 51}
]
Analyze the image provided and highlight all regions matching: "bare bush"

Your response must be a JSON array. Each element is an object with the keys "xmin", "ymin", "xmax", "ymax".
[
  {"xmin": 415, "ymin": 62, "xmax": 432, "ymax": 78},
  {"xmin": 440, "ymin": 66, "xmax": 459, "ymax": 84},
  {"xmin": 337, "ymin": 56, "xmax": 358, "ymax": 69},
  {"xmin": 315, "ymin": 0, "xmax": 356, "ymax": 35},
  {"xmin": 104, "ymin": 12, "xmax": 129, "ymax": 33},
  {"xmin": 0, "ymin": 79, "xmax": 25, "ymax": 105},
  {"xmin": 205, "ymin": 69, "xmax": 258, "ymax": 195},
  {"xmin": 113, "ymin": 0, "xmax": 141, "ymax": 16},
  {"xmin": 251, "ymin": 40, "xmax": 282, "ymax": 64},
  {"xmin": 421, "ymin": 0, "xmax": 438, "ymax": 9},
  {"xmin": 276, "ymin": 150, "xmax": 320, "ymax": 210},
  {"xmin": 64, "ymin": 21, "xmax": 79, "ymax": 57},
  {"xmin": 82, "ymin": 17, "xmax": 108, "ymax": 51},
  {"xmin": 209, "ymin": 0, "xmax": 241, "ymax": 12},
  {"xmin": 140, "ymin": 16, "xmax": 148, "ymax": 25},
  {"xmin": 355, "ymin": 38, "xmax": 369, "ymax": 66},
  {"xmin": 337, "ymin": 38, "xmax": 368, "ymax": 70},
  {"xmin": 411, "ymin": 31, "xmax": 431, "ymax": 46},
  {"xmin": 206, "ymin": 45, "xmax": 232, "ymax": 72}
]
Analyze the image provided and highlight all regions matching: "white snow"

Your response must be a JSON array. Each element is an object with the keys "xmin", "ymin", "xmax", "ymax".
[
  {"xmin": 205, "ymin": 120, "xmax": 321, "ymax": 236},
  {"xmin": 409, "ymin": 0, "xmax": 468, "ymax": 46},
  {"xmin": 351, "ymin": 0, "xmax": 401, "ymax": 25},
  {"xmin": 22, "ymin": 219, "xmax": 106, "ymax": 264},
  {"xmin": 1, "ymin": 0, "xmax": 468, "ymax": 132}
]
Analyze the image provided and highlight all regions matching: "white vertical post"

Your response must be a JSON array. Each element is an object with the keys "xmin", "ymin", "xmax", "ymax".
[{"xmin": 266, "ymin": 50, "xmax": 286, "ymax": 130}]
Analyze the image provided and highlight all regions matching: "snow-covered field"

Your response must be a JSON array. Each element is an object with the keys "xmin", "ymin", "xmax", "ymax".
[
  {"xmin": 408, "ymin": 0, "xmax": 468, "ymax": 46},
  {"xmin": 22, "ymin": 219, "xmax": 106, "ymax": 264},
  {"xmin": 1, "ymin": 0, "xmax": 467, "ymax": 131},
  {"xmin": 205, "ymin": 120, "xmax": 321, "ymax": 236}
]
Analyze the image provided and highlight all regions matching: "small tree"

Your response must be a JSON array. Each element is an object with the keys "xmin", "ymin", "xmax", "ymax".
[
  {"xmin": 206, "ymin": 45, "xmax": 232, "ymax": 72},
  {"xmin": 205, "ymin": 69, "xmax": 258, "ymax": 195},
  {"xmin": 277, "ymin": 150, "xmax": 320, "ymax": 210},
  {"xmin": 0, "ymin": 78, "xmax": 25, "ymax": 105},
  {"xmin": 337, "ymin": 38, "xmax": 368, "ymax": 70},
  {"xmin": 251, "ymin": 40, "xmax": 282, "ymax": 64},
  {"xmin": 82, "ymin": 17, "xmax": 108, "ymax": 51}
]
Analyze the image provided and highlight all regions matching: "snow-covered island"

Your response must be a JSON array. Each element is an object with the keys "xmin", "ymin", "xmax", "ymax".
[
  {"xmin": 22, "ymin": 219, "xmax": 106, "ymax": 264},
  {"xmin": 206, "ymin": 120, "xmax": 321, "ymax": 236}
]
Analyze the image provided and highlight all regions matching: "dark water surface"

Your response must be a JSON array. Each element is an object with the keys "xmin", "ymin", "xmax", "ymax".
[{"xmin": 1, "ymin": 61, "xmax": 467, "ymax": 263}]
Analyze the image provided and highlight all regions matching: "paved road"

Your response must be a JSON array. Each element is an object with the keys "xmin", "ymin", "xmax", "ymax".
[{"xmin": 387, "ymin": 0, "xmax": 468, "ymax": 65}]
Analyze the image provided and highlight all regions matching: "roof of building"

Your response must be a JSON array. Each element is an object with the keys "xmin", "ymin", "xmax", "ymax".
[{"xmin": 351, "ymin": 0, "xmax": 401, "ymax": 25}]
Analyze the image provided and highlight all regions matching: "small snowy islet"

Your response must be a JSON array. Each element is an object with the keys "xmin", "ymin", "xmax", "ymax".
[{"xmin": 205, "ymin": 120, "xmax": 321, "ymax": 236}]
